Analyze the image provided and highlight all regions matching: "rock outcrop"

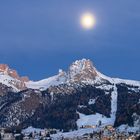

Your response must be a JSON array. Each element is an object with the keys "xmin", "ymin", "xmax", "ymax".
[{"xmin": 0, "ymin": 64, "xmax": 29, "ymax": 91}]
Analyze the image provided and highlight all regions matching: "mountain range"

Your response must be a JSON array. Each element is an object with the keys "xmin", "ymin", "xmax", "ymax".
[{"xmin": 0, "ymin": 59, "xmax": 140, "ymax": 132}]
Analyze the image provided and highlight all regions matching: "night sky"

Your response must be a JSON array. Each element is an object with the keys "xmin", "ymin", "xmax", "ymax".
[{"xmin": 0, "ymin": 0, "xmax": 140, "ymax": 81}]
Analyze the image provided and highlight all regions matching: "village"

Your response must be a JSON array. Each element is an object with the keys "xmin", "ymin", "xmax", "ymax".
[{"xmin": 0, "ymin": 125, "xmax": 140, "ymax": 140}]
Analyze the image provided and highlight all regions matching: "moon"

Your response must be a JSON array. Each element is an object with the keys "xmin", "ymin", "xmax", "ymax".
[{"xmin": 80, "ymin": 13, "xmax": 96, "ymax": 29}]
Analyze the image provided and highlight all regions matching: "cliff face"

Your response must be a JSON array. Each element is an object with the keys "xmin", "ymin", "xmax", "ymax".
[{"xmin": 68, "ymin": 59, "xmax": 98, "ymax": 82}]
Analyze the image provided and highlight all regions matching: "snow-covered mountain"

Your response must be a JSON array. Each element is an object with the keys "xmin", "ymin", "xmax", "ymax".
[
  {"xmin": 0, "ymin": 59, "xmax": 140, "ymax": 92},
  {"xmin": 0, "ymin": 59, "xmax": 140, "ymax": 133},
  {"xmin": 26, "ymin": 59, "xmax": 140, "ymax": 90}
]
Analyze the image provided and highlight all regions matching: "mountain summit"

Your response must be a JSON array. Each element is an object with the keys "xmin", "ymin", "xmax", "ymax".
[
  {"xmin": 26, "ymin": 59, "xmax": 100, "ymax": 90},
  {"xmin": 68, "ymin": 59, "xmax": 97, "ymax": 82}
]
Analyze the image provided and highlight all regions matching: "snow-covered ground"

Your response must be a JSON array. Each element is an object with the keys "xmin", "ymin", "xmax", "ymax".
[
  {"xmin": 22, "ymin": 127, "xmax": 97, "ymax": 139},
  {"xmin": 117, "ymin": 125, "xmax": 140, "ymax": 133},
  {"xmin": 51, "ymin": 128, "xmax": 94, "ymax": 139},
  {"xmin": 77, "ymin": 112, "xmax": 113, "ymax": 128}
]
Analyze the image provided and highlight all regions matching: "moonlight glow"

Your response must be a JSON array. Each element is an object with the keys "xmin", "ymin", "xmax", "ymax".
[{"xmin": 80, "ymin": 13, "xmax": 96, "ymax": 29}]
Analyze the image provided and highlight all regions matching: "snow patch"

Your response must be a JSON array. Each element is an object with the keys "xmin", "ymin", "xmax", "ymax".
[
  {"xmin": 88, "ymin": 99, "xmax": 96, "ymax": 105},
  {"xmin": 22, "ymin": 126, "xmax": 43, "ymax": 134},
  {"xmin": 0, "ymin": 74, "xmax": 20, "ymax": 92},
  {"xmin": 26, "ymin": 73, "xmax": 67, "ymax": 90},
  {"xmin": 77, "ymin": 112, "xmax": 114, "ymax": 128}
]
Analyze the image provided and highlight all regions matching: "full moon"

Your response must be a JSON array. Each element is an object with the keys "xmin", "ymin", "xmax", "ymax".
[{"xmin": 80, "ymin": 13, "xmax": 96, "ymax": 29}]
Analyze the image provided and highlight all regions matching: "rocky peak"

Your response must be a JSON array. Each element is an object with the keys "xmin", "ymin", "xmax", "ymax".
[
  {"xmin": 0, "ymin": 64, "xmax": 29, "ymax": 91},
  {"xmin": 0, "ymin": 64, "xmax": 9, "ymax": 74},
  {"xmin": 67, "ymin": 59, "xmax": 98, "ymax": 82},
  {"xmin": 58, "ymin": 69, "xmax": 66, "ymax": 76},
  {"xmin": 0, "ymin": 64, "xmax": 29, "ymax": 82}
]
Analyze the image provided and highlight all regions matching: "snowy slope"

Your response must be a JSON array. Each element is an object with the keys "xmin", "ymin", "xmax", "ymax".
[
  {"xmin": 0, "ymin": 64, "xmax": 28, "ymax": 91},
  {"xmin": 26, "ymin": 70, "xmax": 67, "ymax": 90},
  {"xmin": 77, "ymin": 112, "xmax": 114, "ymax": 128},
  {"xmin": 0, "ymin": 74, "xmax": 21, "ymax": 92},
  {"xmin": 96, "ymin": 70, "xmax": 140, "ymax": 87}
]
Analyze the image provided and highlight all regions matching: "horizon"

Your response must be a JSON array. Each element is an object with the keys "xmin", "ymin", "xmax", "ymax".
[{"xmin": 0, "ymin": 0, "xmax": 140, "ymax": 81}]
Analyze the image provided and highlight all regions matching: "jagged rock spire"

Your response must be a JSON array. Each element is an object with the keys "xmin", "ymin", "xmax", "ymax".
[{"xmin": 67, "ymin": 59, "xmax": 98, "ymax": 82}]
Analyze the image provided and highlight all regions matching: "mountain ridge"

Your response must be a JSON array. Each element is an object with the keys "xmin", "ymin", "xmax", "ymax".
[
  {"xmin": 0, "ymin": 59, "xmax": 140, "ymax": 132},
  {"xmin": 0, "ymin": 59, "xmax": 140, "ymax": 92},
  {"xmin": 26, "ymin": 59, "xmax": 140, "ymax": 91}
]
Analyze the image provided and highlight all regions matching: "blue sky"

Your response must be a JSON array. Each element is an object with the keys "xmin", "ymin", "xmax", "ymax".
[{"xmin": 0, "ymin": 0, "xmax": 140, "ymax": 80}]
